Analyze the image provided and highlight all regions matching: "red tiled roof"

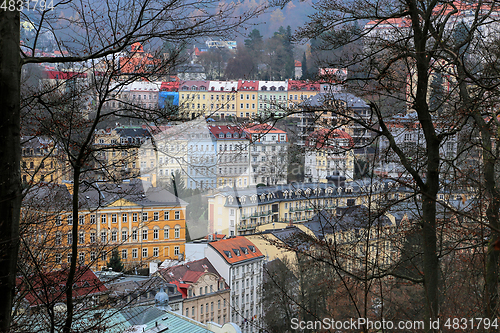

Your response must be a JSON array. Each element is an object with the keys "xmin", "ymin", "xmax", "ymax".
[
  {"xmin": 159, "ymin": 258, "xmax": 228, "ymax": 298},
  {"xmin": 182, "ymin": 270, "xmax": 205, "ymax": 283},
  {"xmin": 208, "ymin": 236, "xmax": 264, "ymax": 264},
  {"xmin": 287, "ymin": 80, "xmax": 320, "ymax": 91},
  {"xmin": 238, "ymin": 80, "xmax": 259, "ymax": 90},
  {"xmin": 306, "ymin": 128, "xmax": 354, "ymax": 148},
  {"xmin": 119, "ymin": 53, "xmax": 160, "ymax": 74},
  {"xmin": 17, "ymin": 267, "xmax": 107, "ymax": 307},
  {"xmin": 44, "ymin": 71, "xmax": 87, "ymax": 80},
  {"xmin": 160, "ymin": 81, "xmax": 179, "ymax": 91},
  {"xmin": 208, "ymin": 125, "xmax": 249, "ymax": 140},
  {"xmin": 295, "ymin": 60, "xmax": 302, "ymax": 67}
]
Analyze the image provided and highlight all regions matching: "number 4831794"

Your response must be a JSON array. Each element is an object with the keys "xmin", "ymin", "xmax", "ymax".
[
  {"xmin": 444, "ymin": 318, "xmax": 499, "ymax": 330},
  {"xmin": 0, "ymin": 0, "xmax": 54, "ymax": 11}
]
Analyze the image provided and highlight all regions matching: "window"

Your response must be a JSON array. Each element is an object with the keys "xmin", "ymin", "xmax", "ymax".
[
  {"xmin": 164, "ymin": 211, "xmax": 169, "ymax": 220},
  {"xmin": 164, "ymin": 227, "xmax": 170, "ymax": 239},
  {"xmin": 55, "ymin": 216, "xmax": 61, "ymax": 226},
  {"xmin": 122, "ymin": 230, "xmax": 128, "ymax": 241},
  {"xmin": 101, "ymin": 231, "xmax": 107, "ymax": 243},
  {"xmin": 153, "ymin": 228, "xmax": 159, "ymax": 239},
  {"xmin": 142, "ymin": 229, "xmax": 148, "ymax": 240},
  {"xmin": 121, "ymin": 249, "xmax": 127, "ymax": 259},
  {"xmin": 67, "ymin": 214, "xmax": 73, "ymax": 225},
  {"xmin": 79, "ymin": 215, "xmax": 84, "ymax": 225},
  {"xmin": 67, "ymin": 232, "xmax": 72, "ymax": 245},
  {"xmin": 101, "ymin": 252, "xmax": 107, "ymax": 261},
  {"xmin": 132, "ymin": 229, "xmax": 138, "ymax": 241},
  {"xmin": 79, "ymin": 232, "xmax": 84, "ymax": 244},
  {"xmin": 154, "ymin": 212, "xmax": 159, "ymax": 221},
  {"xmin": 142, "ymin": 212, "xmax": 148, "ymax": 221},
  {"xmin": 142, "ymin": 248, "xmax": 148, "ymax": 257},
  {"xmin": 111, "ymin": 214, "xmax": 117, "ymax": 223},
  {"xmin": 67, "ymin": 253, "xmax": 72, "ymax": 263},
  {"xmin": 101, "ymin": 214, "xmax": 106, "ymax": 224},
  {"xmin": 90, "ymin": 251, "xmax": 96, "ymax": 261},
  {"xmin": 174, "ymin": 246, "xmax": 180, "ymax": 255},
  {"xmin": 132, "ymin": 249, "xmax": 138, "ymax": 258},
  {"xmin": 175, "ymin": 211, "xmax": 180, "ymax": 219},
  {"xmin": 153, "ymin": 247, "xmax": 159, "ymax": 257},
  {"xmin": 111, "ymin": 230, "xmax": 117, "ymax": 242},
  {"xmin": 55, "ymin": 232, "xmax": 61, "ymax": 245},
  {"xmin": 55, "ymin": 254, "xmax": 61, "ymax": 264},
  {"xmin": 201, "ymin": 304, "xmax": 204, "ymax": 313},
  {"xmin": 174, "ymin": 226, "xmax": 180, "ymax": 239},
  {"xmin": 79, "ymin": 252, "xmax": 85, "ymax": 264},
  {"xmin": 90, "ymin": 232, "xmax": 96, "ymax": 243},
  {"xmin": 122, "ymin": 213, "xmax": 127, "ymax": 223},
  {"xmin": 133, "ymin": 213, "xmax": 138, "ymax": 222},
  {"xmin": 90, "ymin": 214, "xmax": 96, "ymax": 224}
]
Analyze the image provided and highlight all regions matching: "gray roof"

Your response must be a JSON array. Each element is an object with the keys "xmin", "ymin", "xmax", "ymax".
[
  {"xmin": 301, "ymin": 92, "xmax": 369, "ymax": 109},
  {"xmin": 23, "ymin": 180, "xmax": 187, "ymax": 212}
]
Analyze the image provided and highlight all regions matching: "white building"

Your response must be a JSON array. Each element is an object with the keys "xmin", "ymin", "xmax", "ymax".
[{"xmin": 205, "ymin": 237, "xmax": 265, "ymax": 333}]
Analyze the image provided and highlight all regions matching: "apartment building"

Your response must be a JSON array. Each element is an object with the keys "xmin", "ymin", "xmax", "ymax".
[
  {"xmin": 304, "ymin": 128, "xmax": 355, "ymax": 182},
  {"xmin": 206, "ymin": 237, "xmax": 264, "ymax": 333},
  {"xmin": 244, "ymin": 124, "xmax": 289, "ymax": 186},
  {"xmin": 208, "ymin": 125, "xmax": 250, "ymax": 189},
  {"xmin": 154, "ymin": 120, "xmax": 217, "ymax": 190},
  {"xmin": 207, "ymin": 81, "xmax": 239, "ymax": 119},
  {"xmin": 206, "ymin": 180, "xmax": 423, "ymax": 236},
  {"xmin": 156, "ymin": 258, "xmax": 230, "ymax": 325},
  {"xmin": 257, "ymin": 80, "xmax": 288, "ymax": 117},
  {"xmin": 237, "ymin": 80, "xmax": 259, "ymax": 118},
  {"xmin": 21, "ymin": 136, "xmax": 66, "ymax": 184},
  {"xmin": 287, "ymin": 80, "xmax": 321, "ymax": 110},
  {"xmin": 23, "ymin": 180, "xmax": 187, "ymax": 271},
  {"xmin": 178, "ymin": 80, "xmax": 210, "ymax": 119},
  {"xmin": 93, "ymin": 126, "xmax": 154, "ymax": 183}
]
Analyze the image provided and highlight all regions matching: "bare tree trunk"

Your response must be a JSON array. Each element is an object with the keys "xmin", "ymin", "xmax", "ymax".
[
  {"xmin": 0, "ymin": 10, "xmax": 21, "ymax": 333},
  {"xmin": 63, "ymin": 166, "xmax": 81, "ymax": 333},
  {"xmin": 411, "ymin": 3, "xmax": 441, "ymax": 325}
]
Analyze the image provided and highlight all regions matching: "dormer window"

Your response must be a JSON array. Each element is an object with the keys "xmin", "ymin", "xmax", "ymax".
[
  {"xmin": 233, "ymin": 133, "xmax": 238, "ymax": 138},
  {"xmin": 232, "ymin": 248, "xmax": 241, "ymax": 256},
  {"xmin": 219, "ymin": 133, "xmax": 224, "ymax": 138},
  {"xmin": 211, "ymin": 87, "xmax": 215, "ymax": 91},
  {"xmin": 223, "ymin": 250, "xmax": 232, "ymax": 258},
  {"xmin": 261, "ymin": 86, "xmax": 267, "ymax": 91},
  {"xmin": 220, "ymin": 87, "xmax": 224, "ymax": 91},
  {"xmin": 226, "ymin": 133, "xmax": 232, "ymax": 138},
  {"xmin": 240, "ymin": 247, "xmax": 249, "ymax": 254},
  {"xmin": 248, "ymin": 245, "xmax": 256, "ymax": 252}
]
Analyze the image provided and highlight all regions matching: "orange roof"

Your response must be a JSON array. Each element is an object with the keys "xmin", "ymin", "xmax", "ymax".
[
  {"xmin": 209, "ymin": 236, "xmax": 264, "ymax": 264},
  {"xmin": 295, "ymin": 60, "xmax": 302, "ymax": 67}
]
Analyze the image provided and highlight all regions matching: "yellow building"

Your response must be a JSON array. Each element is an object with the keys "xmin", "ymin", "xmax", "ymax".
[
  {"xmin": 93, "ymin": 126, "xmax": 156, "ymax": 184},
  {"xmin": 23, "ymin": 181, "xmax": 187, "ymax": 271},
  {"xmin": 287, "ymin": 80, "xmax": 321, "ymax": 110},
  {"xmin": 236, "ymin": 80, "xmax": 259, "ymax": 118},
  {"xmin": 21, "ymin": 136, "xmax": 67, "ymax": 184},
  {"xmin": 178, "ymin": 80, "xmax": 211, "ymax": 119},
  {"xmin": 208, "ymin": 81, "xmax": 239, "ymax": 119}
]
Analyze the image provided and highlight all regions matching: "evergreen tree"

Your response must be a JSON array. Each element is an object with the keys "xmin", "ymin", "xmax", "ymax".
[
  {"xmin": 301, "ymin": 52, "xmax": 308, "ymax": 80},
  {"xmin": 429, "ymin": 71, "xmax": 445, "ymax": 114},
  {"xmin": 107, "ymin": 249, "xmax": 124, "ymax": 272}
]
